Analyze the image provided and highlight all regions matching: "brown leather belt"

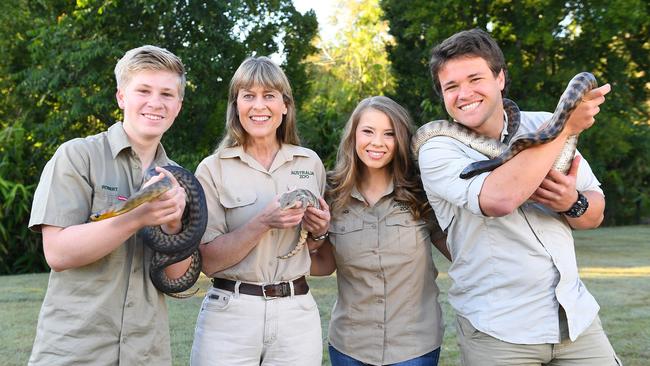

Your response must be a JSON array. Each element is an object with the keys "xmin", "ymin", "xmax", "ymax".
[{"xmin": 212, "ymin": 276, "xmax": 309, "ymax": 299}]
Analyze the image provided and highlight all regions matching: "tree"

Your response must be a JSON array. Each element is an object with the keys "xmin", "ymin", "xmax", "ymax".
[
  {"xmin": 0, "ymin": 0, "xmax": 317, "ymax": 273},
  {"xmin": 381, "ymin": 0, "xmax": 650, "ymax": 225},
  {"xmin": 300, "ymin": 0, "xmax": 396, "ymax": 167}
]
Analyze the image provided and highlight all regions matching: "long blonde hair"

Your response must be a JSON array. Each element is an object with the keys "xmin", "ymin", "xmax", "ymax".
[
  {"xmin": 218, "ymin": 56, "xmax": 299, "ymax": 150},
  {"xmin": 327, "ymin": 96, "xmax": 431, "ymax": 220}
]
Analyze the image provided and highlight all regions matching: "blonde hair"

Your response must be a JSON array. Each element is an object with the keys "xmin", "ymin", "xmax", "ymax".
[
  {"xmin": 114, "ymin": 45, "xmax": 186, "ymax": 99},
  {"xmin": 218, "ymin": 56, "xmax": 299, "ymax": 149},
  {"xmin": 327, "ymin": 96, "xmax": 431, "ymax": 220}
]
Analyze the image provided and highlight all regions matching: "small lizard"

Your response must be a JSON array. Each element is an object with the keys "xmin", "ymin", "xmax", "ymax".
[{"xmin": 277, "ymin": 188, "xmax": 320, "ymax": 259}]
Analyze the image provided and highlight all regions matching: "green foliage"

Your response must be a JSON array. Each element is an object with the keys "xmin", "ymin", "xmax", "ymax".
[
  {"xmin": 0, "ymin": 0, "xmax": 317, "ymax": 274},
  {"xmin": 300, "ymin": 0, "xmax": 396, "ymax": 167},
  {"xmin": 381, "ymin": 0, "xmax": 650, "ymax": 225},
  {"xmin": 0, "ymin": 177, "xmax": 44, "ymax": 274}
]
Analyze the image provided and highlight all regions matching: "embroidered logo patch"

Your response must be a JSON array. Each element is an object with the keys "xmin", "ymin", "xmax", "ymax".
[
  {"xmin": 290, "ymin": 170, "xmax": 314, "ymax": 179},
  {"xmin": 393, "ymin": 202, "xmax": 410, "ymax": 212},
  {"xmin": 101, "ymin": 185, "xmax": 118, "ymax": 192}
]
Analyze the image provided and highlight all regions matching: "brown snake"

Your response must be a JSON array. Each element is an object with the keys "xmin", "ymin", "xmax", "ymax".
[{"xmin": 412, "ymin": 72, "xmax": 598, "ymax": 179}]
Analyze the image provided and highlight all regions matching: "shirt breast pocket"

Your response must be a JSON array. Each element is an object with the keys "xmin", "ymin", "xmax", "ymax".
[
  {"xmin": 90, "ymin": 191, "xmax": 117, "ymax": 218},
  {"xmin": 217, "ymin": 189, "xmax": 258, "ymax": 228},
  {"xmin": 385, "ymin": 214, "xmax": 428, "ymax": 256},
  {"xmin": 329, "ymin": 217, "xmax": 367, "ymax": 265}
]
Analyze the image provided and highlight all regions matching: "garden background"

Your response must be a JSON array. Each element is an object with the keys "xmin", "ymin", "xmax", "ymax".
[{"xmin": 0, "ymin": 0, "xmax": 648, "ymax": 363}]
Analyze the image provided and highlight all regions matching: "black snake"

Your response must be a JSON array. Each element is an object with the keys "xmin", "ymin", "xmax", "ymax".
[
  {"xmin": 412, "ymin": 72, "xmax": 598, "ymax": 179},
  {"xmin": 90, "ymin": 165, "xmax": 207, "ymax": 298}
]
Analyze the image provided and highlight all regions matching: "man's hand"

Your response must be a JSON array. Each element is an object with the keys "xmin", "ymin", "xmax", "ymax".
[
  {"xmin": 564, "ymin": 84, "xmax": 611, "ymax": 136},
  {"xmin": 530, "ymin": 155, "xmax": 581, "ymax": 212}
]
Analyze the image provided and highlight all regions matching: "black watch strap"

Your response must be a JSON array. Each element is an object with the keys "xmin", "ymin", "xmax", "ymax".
[{"xmin": 563, "ymin": 191, "xmax": 589, "ymax": 218}]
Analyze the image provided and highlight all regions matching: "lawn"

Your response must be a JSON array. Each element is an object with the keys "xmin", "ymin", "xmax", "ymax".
[{"xmin": 1, "ymin": 225, "xmax": 649, "ymax": 365}]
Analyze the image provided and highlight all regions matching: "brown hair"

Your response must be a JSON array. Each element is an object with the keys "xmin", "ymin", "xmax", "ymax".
[
  {"xmin": 429, "ymin": 28, "xmax": 509, "ymax": 98},
  {"xmin": 327, "ymin": 96, "xmax": 431, "ymax": 220}
]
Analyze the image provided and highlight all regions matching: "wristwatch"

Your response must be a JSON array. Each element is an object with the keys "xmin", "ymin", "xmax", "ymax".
[
  {"xmin": 563, "ymin": 191, "xmax": 589, "ymax": 218},
  {"xmin": 309, "ymin": 232, "xmax": 329, "ymax": 241}
]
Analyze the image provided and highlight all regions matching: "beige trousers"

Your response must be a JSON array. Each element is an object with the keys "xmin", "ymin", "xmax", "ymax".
[
  {"xmin": 455, "ymin": 314, "xmax": 622, "ymax": 366},
  {"xmin": 190, "ymin": 284, "xmax": 322, "ymax": 366}
]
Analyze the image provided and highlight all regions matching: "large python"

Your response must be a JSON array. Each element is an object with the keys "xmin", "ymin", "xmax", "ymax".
[
  {"xmin": 276, "ymin": 188, "xmax": 320, "ymax": 259},
  {"xmin": 412, "ymin": 72, "xmax": 598, "ymax": 179},
  {"xmin": 90, "ymin": 165, "xmax": 207, "ymax": 298}
]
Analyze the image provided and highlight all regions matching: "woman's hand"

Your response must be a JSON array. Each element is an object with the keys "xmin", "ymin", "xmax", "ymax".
[
  {"xmin": 303, "ymin": 197, "xmax": 330, "ymax": 238},
  {"xmin": 258, "ymin": 194, "xmax": 306, "ymax": 230}
]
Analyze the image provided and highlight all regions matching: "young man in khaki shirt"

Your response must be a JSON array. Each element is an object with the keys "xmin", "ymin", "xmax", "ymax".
[{"xmin": 28, "ymin": 45, "xmax": 189, "ymax": 365}]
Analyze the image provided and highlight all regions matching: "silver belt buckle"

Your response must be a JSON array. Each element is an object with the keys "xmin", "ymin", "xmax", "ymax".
[{"xmin": 262, "ymin": 284, "xmax": 277, "ymax": 300}]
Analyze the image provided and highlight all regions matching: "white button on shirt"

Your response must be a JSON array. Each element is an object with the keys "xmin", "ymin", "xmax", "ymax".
[{"xmin": 419, "ymin": 110, "xmax": 603, "ymax": 344}]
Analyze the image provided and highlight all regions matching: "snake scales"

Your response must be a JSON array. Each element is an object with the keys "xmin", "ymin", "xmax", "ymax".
[
  {"xmin": 412, "ymin": 72, "xmax": 598, "ymax": 179},
  {"xmin": 90, "ymin": 165, "xmax": 207, "ymax": 298},
  {"xmin": 276, "ymin": 188, "xmax": 320, "ymax": 259}
]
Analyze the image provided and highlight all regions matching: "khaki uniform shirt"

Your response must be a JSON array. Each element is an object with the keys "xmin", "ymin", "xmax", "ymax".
[
  {"xmin": 195, "ymin": 144, "xmax": 326, "ymax": 283},
  {"xmin": 328, "ymin": 184, "xmax": 445, "ymax": 365},
  {"xmin": 28, "ymin": 122, "xmax": 173, "ymax": 365},
  {"xmin": 419, "ymin": 110, "xmax": 603, "ymax": 344}
]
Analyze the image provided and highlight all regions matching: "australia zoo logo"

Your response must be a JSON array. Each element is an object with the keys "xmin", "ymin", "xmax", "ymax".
[{"xmin": 290, "ymin": 170, "xmax": 315, "ymax": 179}]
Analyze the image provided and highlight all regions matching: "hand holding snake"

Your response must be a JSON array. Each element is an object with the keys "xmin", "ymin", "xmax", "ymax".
[
  {"xmin": 530, "ymin": 155, "xmax": 581, "ymax": 211},
  {"xmin": 139, "ymin": 167, "xmax": 186, "ymax": 233},
  {"xmin": 412, "ymin": 72, "xmax": 610, "ymax": 179},
  {"xmin": 90, "ymin": 165, "xmax": 207, "ymax": 298},
  {"xmin": 302, "ymin": 197, "xmax": 330, "ymax": 238}
]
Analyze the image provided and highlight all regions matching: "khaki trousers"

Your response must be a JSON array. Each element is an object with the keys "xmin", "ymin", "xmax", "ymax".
[
  {"xmin": 455, "ymin": 314, "xmax": 622, "ymax": 366},
  {"xmin": 190, "ymin": 284, "xmax": 322, "ymax": 366}
]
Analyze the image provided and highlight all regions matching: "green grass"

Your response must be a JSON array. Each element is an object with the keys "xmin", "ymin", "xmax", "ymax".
[{"xmin": 2, "ymin": 225, "xmax": 649, "ymax": 365}]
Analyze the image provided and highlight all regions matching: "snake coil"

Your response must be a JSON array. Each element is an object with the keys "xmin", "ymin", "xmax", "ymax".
[{"xmin": 90, "ymin": 165, "xmax": 207, "ymax": 298}]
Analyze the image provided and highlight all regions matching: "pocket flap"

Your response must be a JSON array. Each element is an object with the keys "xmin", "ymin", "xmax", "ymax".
[
  {"xmin": 218, "ymin": 189, "xmax": 257, "ymax": 209},
  {"xmin": 385, "ymin": 214, "xmax": 425, "ymax": 227},
  {"xmin": 329, "ymin": 217, "xmax": 364, "ymax": 234}
]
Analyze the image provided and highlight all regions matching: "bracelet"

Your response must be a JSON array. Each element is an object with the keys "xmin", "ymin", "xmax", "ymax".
[{"xmin": 309, "ymin": 232, "xmax": 329, "ymax": 241}]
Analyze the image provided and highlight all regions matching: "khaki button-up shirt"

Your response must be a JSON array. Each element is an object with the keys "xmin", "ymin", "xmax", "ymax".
[
  {"xmin": 28, "ymin": 122, "xmax": 173, "ymax": 365},
  {"xmin": 419, "ymin": 110, "xmax": 603, "ymax": 344},
  {"xmin": 195, "ymin": 144, "xmax": 326, "ymax": 283},
  {"xmin": 328, "ymin": 184, "xmax": 445, "ymax": 365}
]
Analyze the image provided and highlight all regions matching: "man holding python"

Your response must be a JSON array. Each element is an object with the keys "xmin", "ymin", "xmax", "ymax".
[
  {"xmin": 416, "ymin": 28, "xmax": 621, "ymax": 365},
  {"xmin": 28, "ymin": 45, "xmax": 190, "ymax": 365}
]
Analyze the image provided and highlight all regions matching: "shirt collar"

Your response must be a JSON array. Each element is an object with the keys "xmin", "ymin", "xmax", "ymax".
[
  {"xmin": 107, "ymin": 122, "xmax": 168, "ymax": 162},
  {"xmin": 500, "ymin": 110, "xmax": 509, "ymax": 143},
  {"xmin": 350, "ymin": 180, "xmax": 395, "ymax": 205},
  {"xmin": 220, "ymin": 143, "xmax": 310, "ymax": 170}
]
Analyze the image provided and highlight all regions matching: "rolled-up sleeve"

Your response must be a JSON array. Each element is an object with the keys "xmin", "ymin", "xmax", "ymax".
[{"xmin": 418, "ymin": 137, "xmax": 488, "ymax": 225}]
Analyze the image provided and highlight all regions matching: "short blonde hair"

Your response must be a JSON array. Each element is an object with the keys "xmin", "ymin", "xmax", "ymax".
[
  {"xmin": 114, "ymin": 45, "xmax": 186, "ymax": 99},
  {"xmin": 219, "ymin": 56, "xmax": 299, "ymax": 149}
]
